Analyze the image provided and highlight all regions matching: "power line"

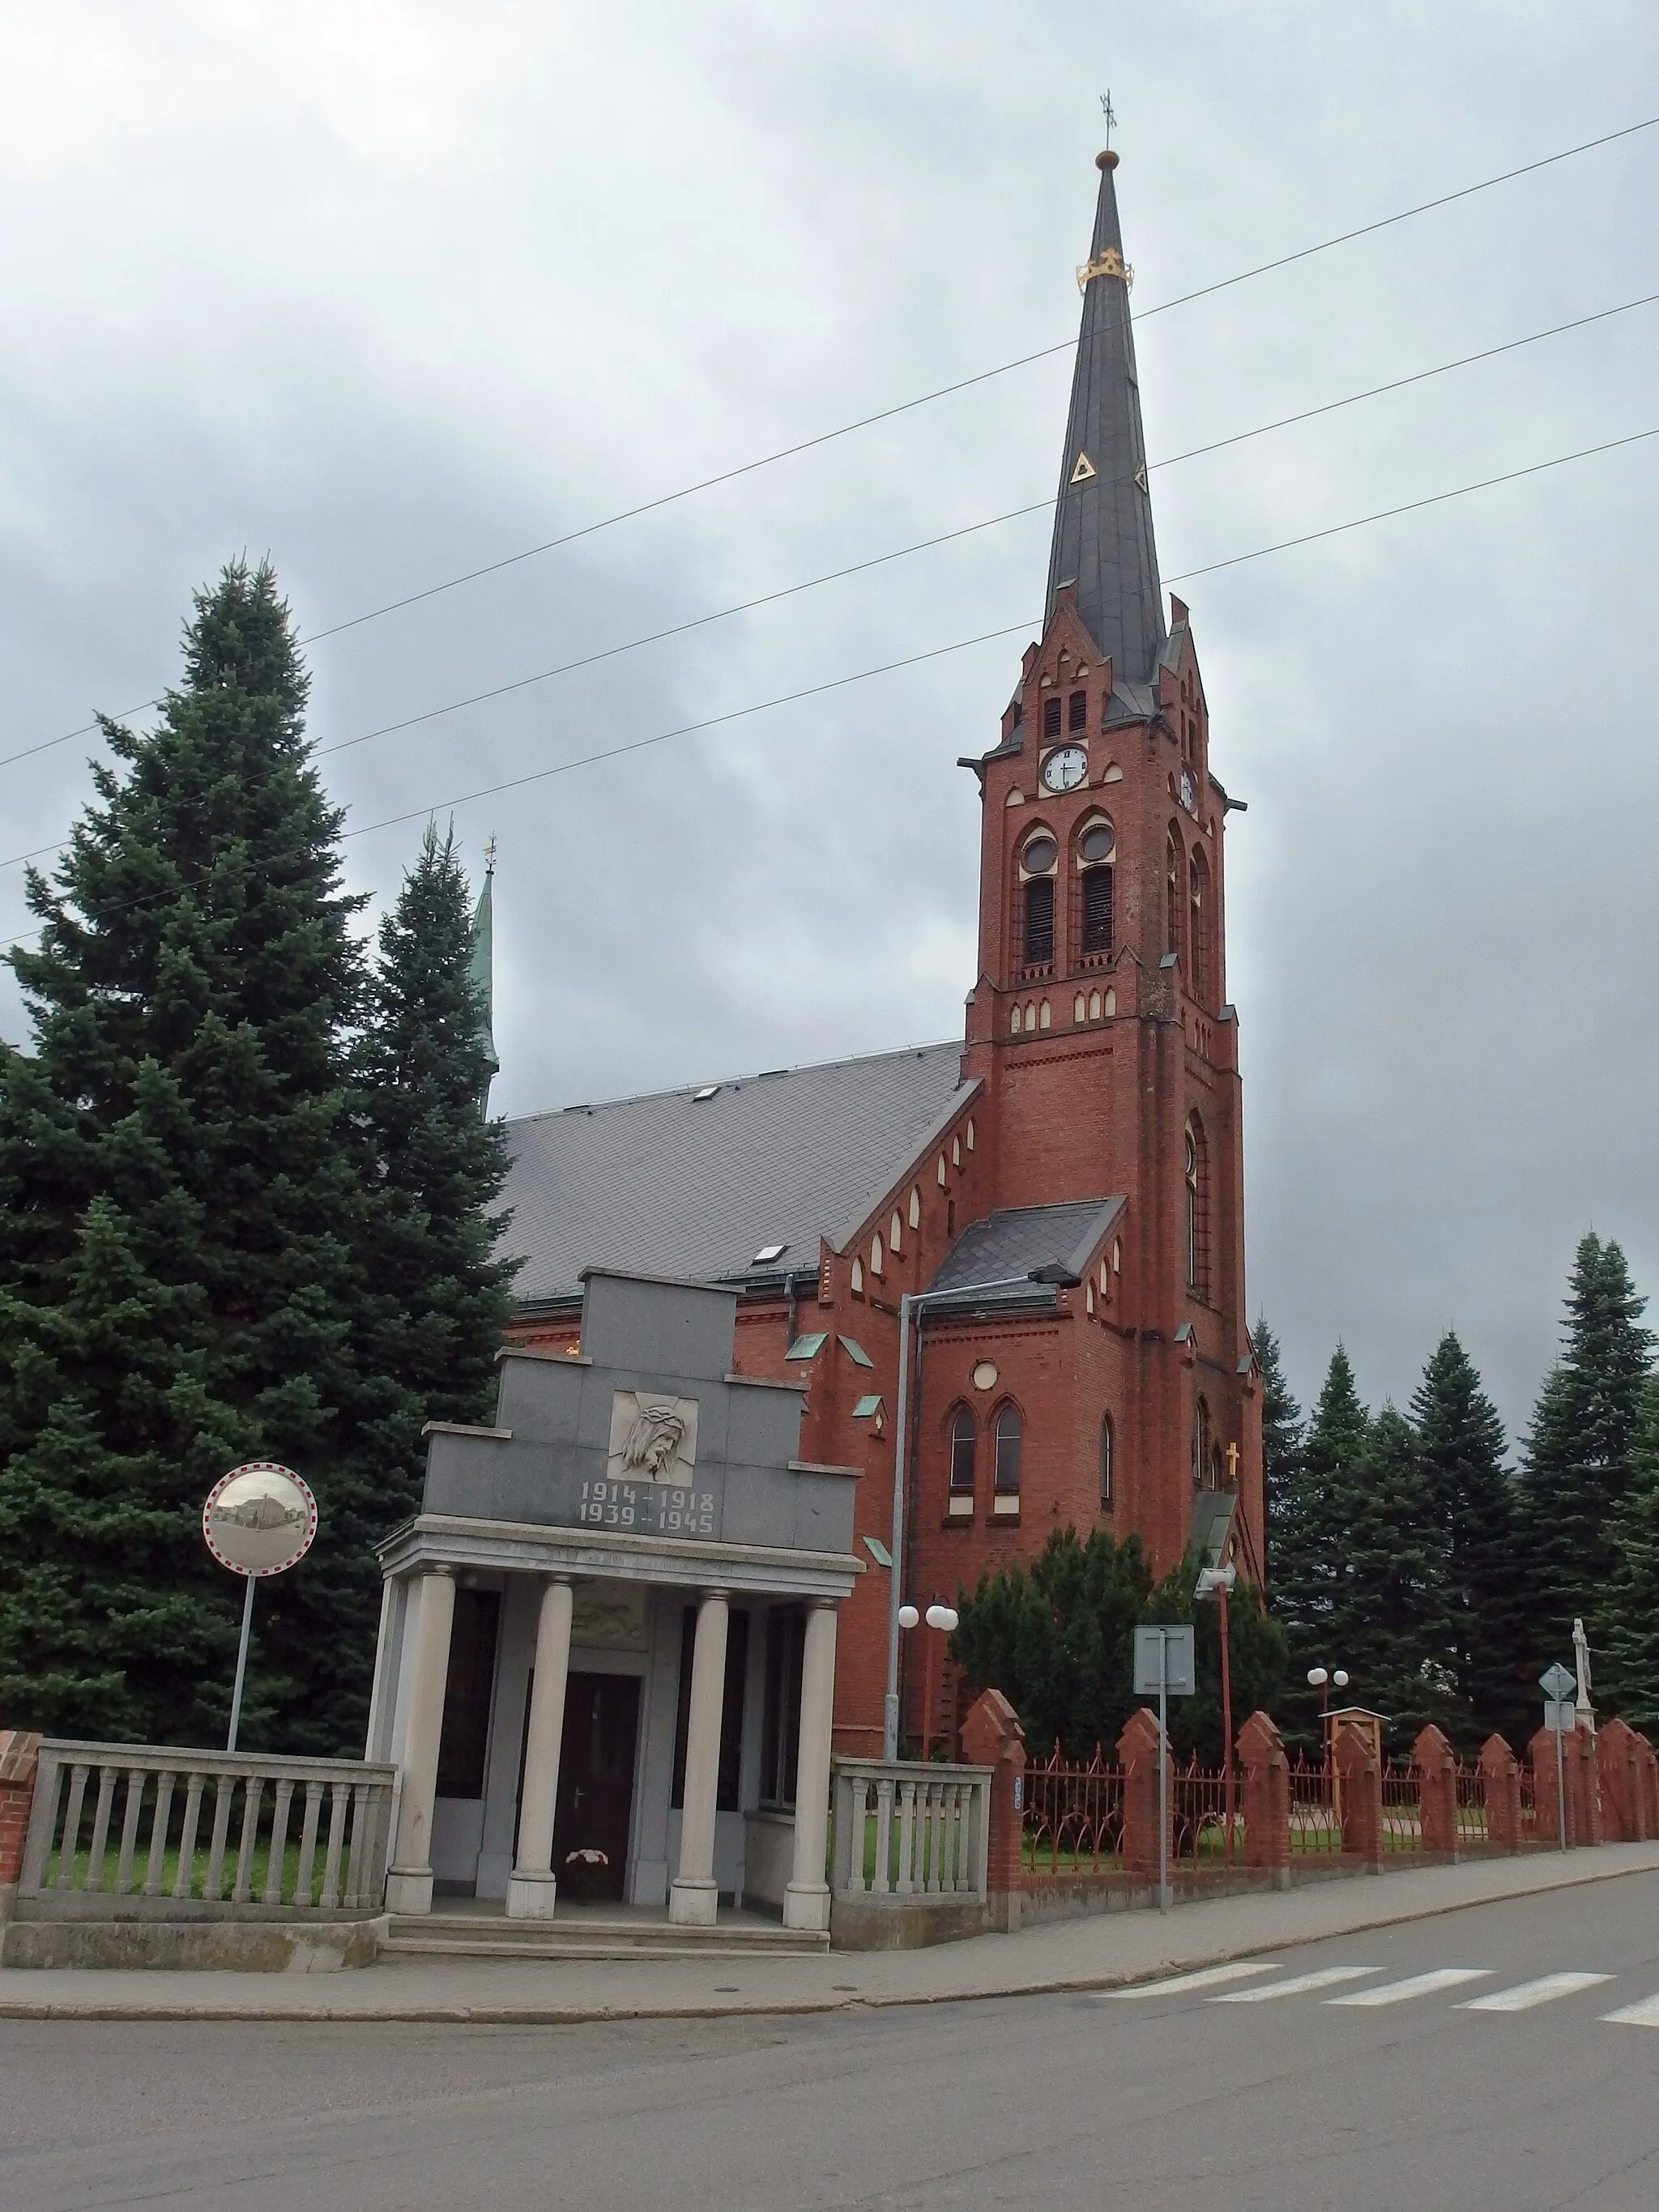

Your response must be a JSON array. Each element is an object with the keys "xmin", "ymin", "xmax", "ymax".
[
  {"xmin": 2, "ymin": 418, "xmax": 1654, "ymax": 889},
  {"xmin": 1164, "ymin": 425, "xmax": 1659, "ymax": 585},
  {"xmin": 2, "ymin": 112, "xmax": 1653, "ymax": 778},
  {"xmin": 304, "ymin": 289, "xmax": 1658, "ymax": 763}
]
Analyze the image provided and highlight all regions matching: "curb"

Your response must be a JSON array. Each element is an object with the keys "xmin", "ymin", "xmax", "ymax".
[{"xmin": 2, "ymin": 1852, "xmax": 1654, "ymax": 2026}]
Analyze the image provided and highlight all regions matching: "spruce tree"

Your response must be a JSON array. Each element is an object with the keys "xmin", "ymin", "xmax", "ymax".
[
  {"xmin": 1253, "ymin": 1316, "xmax": 1303, "ymax": 1592},
  {"xmin": 356, "ymin": 821, "xmax": 518, "ymax": 1452},
  {"xmin": 1335, "ymin": 1404, "xmax": 1454, "ymax": 1745},
  {"xmin": 1601, "ymin": 1381, "xmax": 1659, "ymax": 1729},
  {"xmin": 0, "ymin": 560, "xmax": 416, "ymax": 1752},
  {"xmin": 1410, "ymin": 1330, "xmax": 1524, "ymax": 1747},
  {"xmin": 1512, "ymin": 1234, "xmax": 1655, "ymax": 1677}
]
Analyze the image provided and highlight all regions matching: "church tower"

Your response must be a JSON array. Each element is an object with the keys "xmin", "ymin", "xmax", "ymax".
[{"xmin": 953, "ymin": 145, "xmax": 1261, "ymax": 1582}]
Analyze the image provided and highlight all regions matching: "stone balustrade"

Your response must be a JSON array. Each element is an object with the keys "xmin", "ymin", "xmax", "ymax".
[
  {"xmin": 832, "ymin": 1758, "xmax": 992, "ymax": 1905},
  {"xmin": 16, "ymin": 1740, "xmax": 396, "ymax": 1920}
]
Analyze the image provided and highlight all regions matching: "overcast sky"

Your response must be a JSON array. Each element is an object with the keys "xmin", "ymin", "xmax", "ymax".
[{"xmin": 2, "ymin": 2, "xmax": 1655, "ymax": 1441}]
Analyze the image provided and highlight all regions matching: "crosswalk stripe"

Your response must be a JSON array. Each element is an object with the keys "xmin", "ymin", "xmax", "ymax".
[
  {"xmin": 1211, "ymin": 1966, "xmax": 1380, "ymax": 2003},
  {"xmin": 1111, "ymin": 1962, "xmax": 1281, "ymax": 1999},
  {"xmin": 1601, "ymin": 1992, "xmax": 1659, "ymax": 2027},
  {"xmin": 1460, "ymin": 1973, "xmax": 1614, "ymax": 2013},
  {"xmin": 1328, "ymin": 1968, "xmax": 1491, "ymax": 2007}
]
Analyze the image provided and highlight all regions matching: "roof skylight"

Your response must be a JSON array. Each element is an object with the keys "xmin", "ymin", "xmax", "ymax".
[{"xmin": 752, "ymin": 1242, "xmax": 787, "ymax": 1266}]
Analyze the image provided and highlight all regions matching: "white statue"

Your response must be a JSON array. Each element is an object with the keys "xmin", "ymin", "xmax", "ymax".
[{"xmin": 1572, "ymin": 1616, "xmax": 1593, "ymax": 1716}]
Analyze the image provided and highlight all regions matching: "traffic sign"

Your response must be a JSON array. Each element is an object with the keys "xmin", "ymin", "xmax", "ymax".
[
  {"xmin": 1539, "ymin": 1663, "xmax": 1576, "ymax": 1702},
  {"xmin": 1544, "ymin": 1698, "xmax": 1576, "ymax": 1733},
  {"xmin": 1135, "ymin": 1623, "xmax": 1196, "ymax": 1697}
]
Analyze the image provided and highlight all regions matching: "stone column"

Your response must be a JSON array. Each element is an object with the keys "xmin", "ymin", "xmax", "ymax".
[
  {"xmin": 506, "ymin": 1576, "xmax": 575, "ymax": 1920},
  {"xmin": 1335, "ymin": 1721, "xmax": 1384, "ymax": 1870},
  {"xmin": 385, "ymin": 1568, "xmax": 456, "ymax": 1915},
  {"xmin": 1118, "ymin": 1707, "xmax": 1170, "ymax": 1882},
  {"xmin": 668, "ymin": 1588, "xmax": 729, "ymax": 1927},
  {"xmin": 783, "ymin": 1600, "xmax": 839, "ymax": 1932}
]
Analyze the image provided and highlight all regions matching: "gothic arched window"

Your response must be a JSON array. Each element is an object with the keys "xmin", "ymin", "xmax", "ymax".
[
  {"xmin": 949, "ymin": 1407, "xmax": 976, "ymax": 1494},
  {"xmin": 1077, "ymin": 817, "xmax": 1115, "ymax": 962},
  {"xmin": 1189, "ymin": 846, "xmax": 1212, "ymax": 1004},
  {"xmin": 1166, "ymin": 828, "xmax": 1183, "ymax": 964},
  {"xmin": 1183, "ymin": 1115, "xmax": 1210, "ymax": 1301},
  {"xmin": 1018, "ymin": 830, "xmax": 1058, "ymax": 972},
  {"xmin": 993, "ymin": 1404, "xmax": 1023, "ymax": 1496},
  {"xmin": 1192, "ymin": 1396, "xmax": 1212, "ymax": 1488},
  {"xmin": 1099, "ymin": 1414, "xmax": 1115, "ymax": 1508}
]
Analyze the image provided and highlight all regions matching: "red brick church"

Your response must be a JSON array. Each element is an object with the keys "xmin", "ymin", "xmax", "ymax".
[{"xmin": 495, "ymin": 147, "xmax": 1262, "ymax": 1756}]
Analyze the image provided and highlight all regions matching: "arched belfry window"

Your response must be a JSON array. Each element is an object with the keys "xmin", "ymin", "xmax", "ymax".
[
  {"xmin": 1075, "ymin": 816, "xmax": 1115, "ymax": 966},
  {"xmin": 949, "ymin": 1407, "xmax": 976, "ymax": 1494},
  {"xmin": 1183, "ymin": 1115, "xmax": 1210, "ymax": 1302},
  {"xmin": 1189, "ymin": 846, "xmax": 1212, "ymax": 1004},
  {"xmin": 1017, "ymin": 829, "xmax": 1058, "ymax": 976},
  {"xmin": 1166, "ymin": 829, "xmax": 1184, "ymax": 964},
  {"xmin": 993, "ymin": 1404, "xmax": 1022, "ymax": 1495}
]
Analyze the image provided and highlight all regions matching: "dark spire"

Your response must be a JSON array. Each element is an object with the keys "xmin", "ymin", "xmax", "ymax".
[{"xmin": 1044, "ymin": 149, "xmax": 1166, "ymax": 682}]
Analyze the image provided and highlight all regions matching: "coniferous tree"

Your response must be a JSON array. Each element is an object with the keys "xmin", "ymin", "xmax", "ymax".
[
  {"xmin": 1512, "ymin": 1234, "xmax": 1655, "ymax": 1677},
  {"xmin": 1335, "ymin": 1404, "xmax": 1454, "ymax": 1744},
  {"xmin": 356, "ymin": 820, "xmax": 518, "ymax": 1450},
  {"xmin": 1253, "ymin": 1316, "xmax": 1303, "ymax": 1592},
  {"xmin": 950, "ymin": 1526, "xmax": 1153, "ymax": 1758},
  {"xmin": 1601, "ymin": 1381, "xmax": 1659, "ymax": 1729},
  {"xmin": 1272, "ymin": 1346, "xmax": 1368, "ymax": 1655},
  {"xmin": 0, "ymin": 560, "xmax": 419, "ymax": 1752},
  {"xmin": 1410, "ymin": 1330, "xmax": 1525, "ymax": 1747}
]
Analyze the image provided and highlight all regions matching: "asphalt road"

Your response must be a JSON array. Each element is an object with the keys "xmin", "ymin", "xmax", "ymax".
[{"xmin": 6, "ymin": 1871, "xmax": 1659, "ymax": 2211}]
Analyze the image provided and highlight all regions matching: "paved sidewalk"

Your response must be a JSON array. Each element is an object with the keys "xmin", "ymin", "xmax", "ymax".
[{"xmin": 4, "ymin": 1843, "xmax": 1658, "ymax": 2023}]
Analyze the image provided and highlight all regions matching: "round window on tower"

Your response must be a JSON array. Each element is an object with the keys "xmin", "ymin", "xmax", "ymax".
[
  {"xmin": 1080, "ymin": 822, "xmax": 1115, "ymax": 863},
  {"xmin": 1021, "ymin": 833, "xmax": 1058, "ymax": 876}
]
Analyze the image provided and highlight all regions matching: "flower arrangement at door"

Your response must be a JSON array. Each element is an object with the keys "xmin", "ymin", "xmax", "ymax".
[{"xmin": 562, "ymin": 1847, "xmax": 610, "ymax": 1902}]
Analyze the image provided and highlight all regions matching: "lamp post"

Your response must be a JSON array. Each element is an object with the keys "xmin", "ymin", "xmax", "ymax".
[
  {"xmin": 883, "ymin": 1264, "xmax": 1080, "ymax": 1759},
  {"xmin": 898, "ymin": 1600, "xmax": 962, "ymax": 1762},
  {"xmin": 1196, "ymin": 1562, "xmax": 1237, "ymax": 1860},
  {"xmin": 1307, "ymin": 1664, "xmax": 1350, "ymax": 1832}
]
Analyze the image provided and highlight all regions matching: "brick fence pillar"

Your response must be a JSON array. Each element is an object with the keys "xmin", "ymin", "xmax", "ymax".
[
  {"xmin": 0, "ymin": 1731, "xmax": 42, "ymax": 1919},
  {"xmin": 1478, "ymin": 1733, "xmax": 1522, "ymax": 1853},
  {"xmin": 1335, "ymin": 1720, "xmax": 1384, "ymax": 1869},
  {"xmin": 1118, "ymin": 1707, "xmax": 1171, "ymax": 1883},
  {"xmin": 1636, "ymin": 1732, "xmax": 1659, "ymax": 1839},
  {"xmin": 1413, "ymin": 1723, "xmax": 1459, "ymax": 1857},
  {"xmin": 1237, "ymin": 1710, "xmax": 1290, "ymax": 1887},
  {"xmin": 1597, "ymin": 1716, "xmax": 1644, "ymax": 1842},
  {"xmin": 960, "ymin": 1688, "xmax": 1026, "ymax": 1933},
  {"xmin": 1529, "ymin": 1724, "xmax": 1572, "ymax": 1845},
  {"xmin": 1569, "ymin": 1721, "xmax": 1603, "ymax": 1846}
]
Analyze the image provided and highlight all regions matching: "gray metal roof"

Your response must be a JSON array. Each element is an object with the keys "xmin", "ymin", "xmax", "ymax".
[
  {"xmin": 928, "ymin": 1197, "xmax": 1125, "ymax": 1299},
  {"xmin": 1044, "ymin": 154, "xmax": 1166, "ymax": 684},
  {"xmin": 499, "ymin": 1041, "xmax": 973, "ymax": 1304}
]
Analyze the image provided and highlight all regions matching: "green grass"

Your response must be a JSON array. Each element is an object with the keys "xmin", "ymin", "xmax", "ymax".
[{"xmin": 45, "ymin": 1838, "xmax": 314, "ymax": 1903}]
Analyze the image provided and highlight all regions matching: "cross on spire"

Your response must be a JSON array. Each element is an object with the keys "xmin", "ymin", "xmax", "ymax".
[{"xmin": 1099, "ymin": 90, "xmax": 1116, "ymax": 147}]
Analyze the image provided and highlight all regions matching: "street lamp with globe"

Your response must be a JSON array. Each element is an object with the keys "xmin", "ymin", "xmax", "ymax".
[
  {"xmin": 898, "ymin": 1601, "xmax": 960, "ymax": 1760},
  {"xmin": 1306, "ymin": 1665, "xmax": 1349, "ymax": 1768}
]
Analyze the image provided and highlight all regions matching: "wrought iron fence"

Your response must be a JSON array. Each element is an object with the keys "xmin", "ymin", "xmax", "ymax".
[
  {"xmin": 1286, "ymin": 1756, "xmax": 1341, "ymax": 1856},
  {"xmin": 1380, "ymin": 1761, "xmax": 1424, "ymax": 1853},
  {"xmin": 1021, "ymin": 1742, "xmax": 1124, "ymax": 1880},
  {"xmin": 1171, "ymin": 1758, "xmax": 1234, "ymax": 1865},
  {"xmin": 1453, "ymin": 1763, "xmax": 1491, "ymax": 1850}
]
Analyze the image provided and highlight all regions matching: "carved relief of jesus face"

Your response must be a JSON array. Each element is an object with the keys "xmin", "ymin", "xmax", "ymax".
[{"xmin": 623, "ymin": 1405, "xmax": 686, "ymax": 1478}]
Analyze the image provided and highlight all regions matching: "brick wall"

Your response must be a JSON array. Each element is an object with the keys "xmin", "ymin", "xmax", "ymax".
[{"xmin": 0, "ymin": 1730, "xmax": 42, "ymax": 1892}]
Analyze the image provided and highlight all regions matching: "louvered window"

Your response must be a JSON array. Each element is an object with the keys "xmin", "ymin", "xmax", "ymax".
[
  {"xmin": 1023, "ymin": 877, "xmax": 1055, "ymax": 965},
  {"xmin": 1068, "ymin": 690, "xmax": 1087, "ymax": 732},
  {"xmin": 1043, "ymin": 694, "xmax": 1062, "ymax": 738},
  {"xmin": 1081, "ymin": 867, "xmax": 1113, "ymax": 955}
]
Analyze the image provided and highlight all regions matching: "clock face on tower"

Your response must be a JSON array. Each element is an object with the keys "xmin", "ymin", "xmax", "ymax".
[{"xmin": 1041, "ymin": 744, "xmax": 1088, "ymax": 793}]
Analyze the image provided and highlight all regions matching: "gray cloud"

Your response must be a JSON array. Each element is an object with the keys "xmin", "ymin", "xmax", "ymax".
[{"xmin": 2, "ymin": 0, "xmax": 1656, "ymax": 1444}]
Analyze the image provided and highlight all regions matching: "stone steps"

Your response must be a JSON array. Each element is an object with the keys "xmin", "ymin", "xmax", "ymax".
[{"xmin": 380, "ymin": 1912, "xmax": 830, "ymax": 1963}]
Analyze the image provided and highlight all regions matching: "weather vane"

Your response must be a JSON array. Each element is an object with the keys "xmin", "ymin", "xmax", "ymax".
[{"xmin": 1100, "ymin": 90, "xmax": 1116, "ymax": 147}]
